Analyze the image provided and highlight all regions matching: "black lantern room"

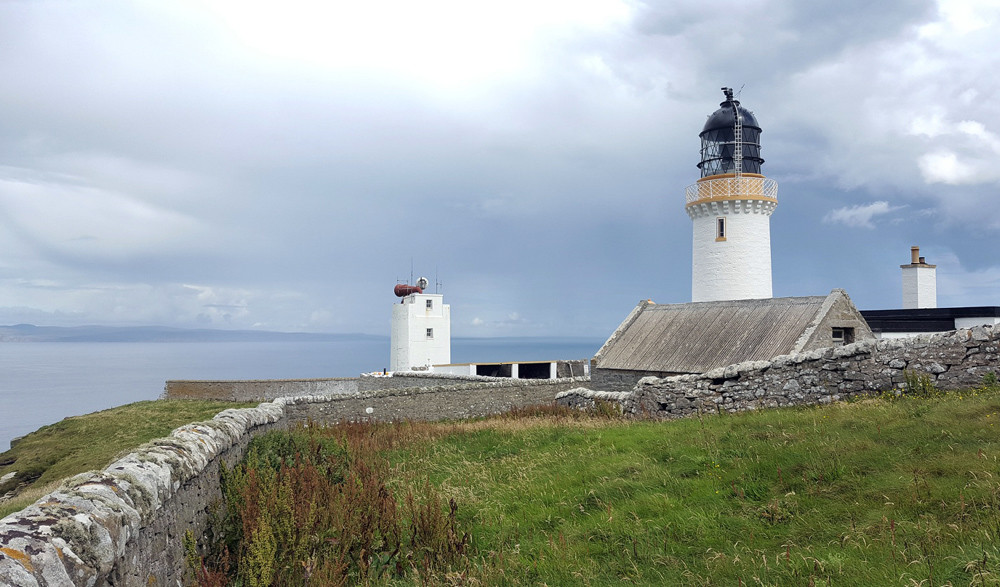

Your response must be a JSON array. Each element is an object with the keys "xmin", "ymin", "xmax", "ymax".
[{"xmin": 697, "ymin": 87, "xmax": 764, "ymax": 178}]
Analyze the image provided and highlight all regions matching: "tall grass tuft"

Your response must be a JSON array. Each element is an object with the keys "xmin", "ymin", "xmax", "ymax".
[
  {"xmin": 197, "ymin": 422, "xmax": 472, "ymax": 585},
  {"xmin": 903, "ymin": 369, "xmax": 938, "ymax": 397}
]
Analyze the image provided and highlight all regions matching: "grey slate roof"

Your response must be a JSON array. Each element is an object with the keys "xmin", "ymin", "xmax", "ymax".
[{"xmin": 594, "ymin": 292, "xmax": 849, "ymax": 374}]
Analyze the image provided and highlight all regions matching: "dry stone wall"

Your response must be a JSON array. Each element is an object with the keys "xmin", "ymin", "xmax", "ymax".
[
  {"xmin": 0, "ymin": 377, "xmax": 583, "ymax": 585},
  {"xmin": 560, "ymin": 326, "xmax": 999, "ymax": 418},
  {"xmin": 589, "ymin": 367, "xmax": 680, "ymax": 393},
  {"xmin": 356, "ymin": 372, "xmax": 509, "ymax": 392},
  {"xmin": 164, "ymin": 377, "xmax": 358, "ymax": 401},
  {"xmin": 0, "ymin": 403, "xmax": 285, "ymax": 586},
  {"xmin": 289, "ymin": 377, "xmax": 586, "ymax": 423}
]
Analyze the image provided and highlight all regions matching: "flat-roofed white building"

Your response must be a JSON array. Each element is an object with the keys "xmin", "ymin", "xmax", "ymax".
[{"xmin": 390, "ymin": 278, "xmax": 450, "ymax": 372}]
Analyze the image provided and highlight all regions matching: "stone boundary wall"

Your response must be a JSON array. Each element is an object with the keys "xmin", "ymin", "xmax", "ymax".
[
  {"xmin": 1, "ymin": 376, "xmax": 584, "ymax": 585},
  {"xmin": 0, "ymin": 402, "xmax": 286, "ymax": 586},
  {"xmin": 163, "ymin": 377, "xmax": 358, "ymax": 401},
  {"xmin": 553, "ymin": 388, "xmax": 632, "ymax": 411},
  {"xmin": 163, "ymin": 372, "xmax": 526, "ymax": 400},
  {"xmin": 164, "ymin": 371, "xmax": 584, "ymax": 401},
  {"xmin": 289, "ymin": 377, "xmax": 589, "ymax": 423},
  {"xmin": 559, "ymin": 326, "xmax": 998, "ymax": 418},
  {"xmin": 357, "ymin": 371, "xmax": 510, "ymax": 392},
  {"xmin": 589, "ymin": 367, "xmax": 679, "ymax": 393}
]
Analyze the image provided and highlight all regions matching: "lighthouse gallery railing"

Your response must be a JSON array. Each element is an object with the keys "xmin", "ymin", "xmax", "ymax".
[{"xmin": 685, "ymin": 175, "xmax": 778, "ymax": 205}]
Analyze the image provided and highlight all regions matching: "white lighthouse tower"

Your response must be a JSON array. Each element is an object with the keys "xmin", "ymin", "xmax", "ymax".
[
  {"xmin": 686, "ymin": 88, "xmax": 778, "ymax": 302},
  {"xmin": 389, "ymin": 277, "xmax": 451, "ymax": 372}
]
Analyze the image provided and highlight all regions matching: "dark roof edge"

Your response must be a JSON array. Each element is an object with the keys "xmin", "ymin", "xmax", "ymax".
[{"xmin": 861, "ymin": 307, "xmax": 1000, "ymax": 319}]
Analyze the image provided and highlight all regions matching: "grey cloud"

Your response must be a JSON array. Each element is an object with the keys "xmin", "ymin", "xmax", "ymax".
[{"xmin": 0, "ymin": 1, "xmax": 996, "ymax": 337}]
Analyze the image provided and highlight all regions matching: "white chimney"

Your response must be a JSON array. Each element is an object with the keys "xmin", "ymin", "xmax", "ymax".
[{"xmin": 901, "ymin": 246, "xmax": 936, "ymax": 309}]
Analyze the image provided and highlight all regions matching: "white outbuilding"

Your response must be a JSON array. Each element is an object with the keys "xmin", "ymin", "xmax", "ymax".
[{"xmin": 389, "ymin": 277, "xmax": 451, "ymax": 372}]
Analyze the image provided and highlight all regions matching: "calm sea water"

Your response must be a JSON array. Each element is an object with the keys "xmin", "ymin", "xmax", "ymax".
[{"xmin": 0, "ymin": 338, "xmax": 599, "ymax": 450}]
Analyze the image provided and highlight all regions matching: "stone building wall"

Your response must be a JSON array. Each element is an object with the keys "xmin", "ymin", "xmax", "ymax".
[
  {"xmin": 793, "ymin": 288, "xmax": 874, "ymax": 350},
  {"xmin": 588, "ymin": 365, "xmax": 682, "ymax": 393}
]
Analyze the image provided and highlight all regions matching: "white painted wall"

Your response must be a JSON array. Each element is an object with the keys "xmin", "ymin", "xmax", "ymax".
[
  {"xmin": 434, "ymin": 364, "xmax": 476, "ymax": 376},
  {"xmin": 689, "ymin": 198, "xmax": 775, "ymax": 302},
  {"xmin": 902, "ymin": 265, "xmax": 937, "ymax": 309},
  {"xmin": 956, "ymin": 316, "xmax": 1000, "ymax": 329},
  {"xmin": 875, "ymin": 331, "xmax": 939, "ymax": 339},
  {"xmin": 389, "ymin": 293, "xmax": 451, "ymax": 371}
]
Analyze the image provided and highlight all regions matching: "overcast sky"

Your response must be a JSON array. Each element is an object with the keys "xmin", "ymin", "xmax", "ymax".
[{"xmin": 0, "ymin": 0, "xmax": 997, "ymax": 338}]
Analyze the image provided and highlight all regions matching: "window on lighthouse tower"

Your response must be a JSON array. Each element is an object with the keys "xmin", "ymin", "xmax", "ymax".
[{"xmin": 716, "ymin": 217, "xmax": 727, "ymax": 241}]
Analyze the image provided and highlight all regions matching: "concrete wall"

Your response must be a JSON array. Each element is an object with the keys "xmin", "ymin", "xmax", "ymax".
[
  {"xmin": 164, "ymin": 377, "xmax": 358, "ymax": 401},
  {"xmin": 560, "ymin": 325, "xmax": 998, "ymax": 419},
  {"xmin": 0, "ymin": 376, "xmax": 584, "ymax": 585}
]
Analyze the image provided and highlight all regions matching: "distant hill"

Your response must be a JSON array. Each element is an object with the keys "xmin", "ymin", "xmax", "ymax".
[{"xmin": 0, "ymin": 324, "xmax": 386, "ymax": 343}]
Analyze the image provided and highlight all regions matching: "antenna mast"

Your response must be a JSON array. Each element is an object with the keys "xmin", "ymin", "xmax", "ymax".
[{"xmin": 723, "ymin": 86, "xmax": 743, "ymax": 179}]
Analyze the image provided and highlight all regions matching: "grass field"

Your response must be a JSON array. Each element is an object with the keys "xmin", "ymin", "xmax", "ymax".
[
  {"xmin": 201, "ymin": 383, "xmax": 1000, "ymax": 585},
  {"xmin": 0, "ymin": 400, "xmax": 254, "ymax": 519},
  {"xmin": 393, "ymin": 392, "xmax": 1000, "ymax": 585},
  {"xmin": 6, "ymin": 386, "xmax": 1000, "ymax": 585}
]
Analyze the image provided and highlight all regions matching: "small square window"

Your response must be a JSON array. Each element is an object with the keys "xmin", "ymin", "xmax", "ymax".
[
  {"xmin": 426, "ymin": 328, "xmax": 434, "ymax": 339},
  {"xmin": 832, "ymin": 327, "xmax": 855, "ymax": 346},
  {"xmin": 716, "ymin": 217, "xmax": 727, "ymax": 241},
  {"xmin": 426, "ymin": 299, "xmax": 433, "ymax": 309}
]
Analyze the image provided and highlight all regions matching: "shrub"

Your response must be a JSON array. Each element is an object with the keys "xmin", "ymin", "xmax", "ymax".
[{"xmin": 198, "ymin": 423, "xmax": 472, "ymax": 585}]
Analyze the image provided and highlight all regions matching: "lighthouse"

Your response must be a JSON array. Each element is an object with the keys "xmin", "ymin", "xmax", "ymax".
[
  {"xmin": 389, "ymin": 277, "xmax": 451, "ymax": 372},
  {"xmin": 686, "ymin": 87, "xmax": 778, "ymax": 302}
]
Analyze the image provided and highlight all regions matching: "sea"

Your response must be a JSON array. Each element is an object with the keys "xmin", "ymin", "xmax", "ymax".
[{"xmin": 0, "ymin": 338, "xmax": 601, "ymax": 451}]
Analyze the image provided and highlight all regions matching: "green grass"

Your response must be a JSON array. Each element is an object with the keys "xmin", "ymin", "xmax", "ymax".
[
  {"xmin": 380, "ymin": 389, "xmax": 1000, "ymax": 585},
  {"xmin": 12, "ymin": 388, "xmax": 1000, "ymax": 584},
  {"xmin": 0, "ymin": 400, "xmax": 253, "ymax": 519}
]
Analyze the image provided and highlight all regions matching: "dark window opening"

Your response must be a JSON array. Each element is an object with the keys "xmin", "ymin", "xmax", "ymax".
[
  {"xmin": 426, "ymin": 299, "xmax": 433, "ymax": 309},
  {"xmin": 716, "ymin": 217, "xmax": 726, "ymax": 240},
  {"xmin": 832, "ymin": 327, "xmax": 855, "ymax": 346},
  {"xmin": 476, "ymin": 363, "xmax": 512, "ymax": 377},
  {"xmin": 426, "ymin": 328, "xmax": 434, "ymax": 339},
  {"xmin": 518, "ymin": 363, "xmax": 551, "ymax": 379}
]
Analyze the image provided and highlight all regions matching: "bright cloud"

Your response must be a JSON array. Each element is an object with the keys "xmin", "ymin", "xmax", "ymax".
[{"xmin": 823, "ymin": 201, "xmax": 903, "ymax": 229}]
